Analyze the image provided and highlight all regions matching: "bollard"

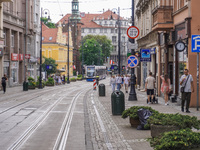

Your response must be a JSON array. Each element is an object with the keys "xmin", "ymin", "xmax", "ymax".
[
  {"xmin": 99, "ymin": 84, "xmax": 105, "ymax": 96},
  {"xmin": 93, "ymin": 79, "xmax": 97, "ymax": 90}
]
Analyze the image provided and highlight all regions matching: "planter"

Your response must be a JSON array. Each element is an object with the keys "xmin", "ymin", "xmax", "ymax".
[
  {"xmin": 28, "ymin": 85, "xmax": 35, "ymax": 89},
  {"xmin": 70, "ymin": 80, "xmax": 76, "ymax": 82},
  {"xmin": 129, "ymin": 117, "xmax": 140, "ymax": 127},
  {"xmin": 151, "ymin": 124, "xmax": 180, "ymax": 138},
  {"xmin": 46, "ymin": 83, "xmax": 54, "ymax": 86}
]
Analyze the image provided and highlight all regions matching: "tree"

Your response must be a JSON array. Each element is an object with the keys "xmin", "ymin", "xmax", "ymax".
[
  {"xmin": 42, "ymin": 57, "xmax": 58, "ymax": 76},
  {"xmin": 80, "ymin": 38, "xmax": 103, "ymax": 65},
  {"xmin": 80, "ymin": 35, "xmax": 113, "ymax": 65},
  {"xmin": 41, "ymin": 17, "xmax": 56, "ymax": 28}
]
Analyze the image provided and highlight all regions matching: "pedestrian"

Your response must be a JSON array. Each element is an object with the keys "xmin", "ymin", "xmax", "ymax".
[
  {"xmin": 116, "ymin": 74, "xmax": 122, "ymax": 91},
  {"xmin": 124, "ymin": 74, "xmax": 130, "ymax": 93},
  {"xmin": 180, "ymin": 69, "xmax": 194, "ymax": 113},
  {"xmin": 110, "ymin": 75, "xmax": 116, "ymax": 92},
  {"xmin": 63, "ymin": 74, "xmax": 65, "ymax": 84},
  {"xmin": 121, "ymin": 75, "xmax": 124, "ymax": 88},
  {"xmin": 1, "ymin": 74, "xmax": 7, "ymax": 94},
  {"xmin": 145, "ymin": 72, "xmax": 156, "ymax": 104},
  {"xmin": 58, "ymin": 75, "xmax": 62, "ymax": 85},
  {"xmin": 160, "ymin": 74, "xmax": 171, "ymax": 105}
]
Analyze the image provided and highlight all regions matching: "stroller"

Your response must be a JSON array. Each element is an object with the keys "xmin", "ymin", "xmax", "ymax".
[{"xmin": 146, "ymin": 88, "xmax": 158, "ymax": 104}]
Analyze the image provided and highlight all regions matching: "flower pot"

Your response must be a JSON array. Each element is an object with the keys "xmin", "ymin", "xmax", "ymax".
[
  {"xmin": 151, "ymin": 124, "xmax": 180, "ymax": 138},
  {"xmin": 28, "ymin": 85, "xmax": 35, "ymax": 89},
  {"xmin": 129, "ymin": 117, "xmax": 140, "ymax": 127}
]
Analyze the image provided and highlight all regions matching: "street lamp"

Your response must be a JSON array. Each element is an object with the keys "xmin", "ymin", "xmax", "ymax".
[
  {"xmin": 111, "ymin": 7, "xmax": 121, "ymax": 74},
  {"xmin": 67, "ymin": 19, "xmax": 70, "ymax": 84}
]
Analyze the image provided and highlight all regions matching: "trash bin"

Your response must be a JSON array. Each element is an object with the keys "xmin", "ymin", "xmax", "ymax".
[
  {"xmin": 99, "ymin": 84, "xmax": 105, "ymax": 96},
  {"xmin": 111, "ymin": 90, "xmax": 125, "ymax": 115},
  {"xmin": 23, "ymin": 81, "xmax": 28, "ymax": 91}
]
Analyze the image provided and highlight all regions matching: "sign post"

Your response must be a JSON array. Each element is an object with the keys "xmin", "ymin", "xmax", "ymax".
[
  {"xmin": 127, "ymin": 25, "xmax": 139, "ymax": 101},
  {"xmin": 191, "ymin": 35, "xmax": 200, "ymax": 111}
]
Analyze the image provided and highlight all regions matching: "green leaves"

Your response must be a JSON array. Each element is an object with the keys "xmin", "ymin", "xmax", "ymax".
[
  {"xmin": 150, "ymin": 129, "xmax": 200, "ymax": 150},
  {"xmin": 79, "ymin": 35, "xmax": 113, "ymax": 65}
]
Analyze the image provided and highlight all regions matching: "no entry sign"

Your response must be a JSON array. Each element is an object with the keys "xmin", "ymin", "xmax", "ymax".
[{"xmin": 127, "ymin": 26, "xmax": 139, "ymax": 39}]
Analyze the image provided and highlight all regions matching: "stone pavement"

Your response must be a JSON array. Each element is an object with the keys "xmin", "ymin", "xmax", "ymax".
[{"xmin": 88, "ymin": 79, "xmax": 200, "ymax": 150}]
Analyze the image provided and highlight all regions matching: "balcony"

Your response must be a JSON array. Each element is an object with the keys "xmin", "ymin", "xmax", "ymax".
[{"xmin": 152, "ymin": 6, "xmax": 173, "ymax": 31}]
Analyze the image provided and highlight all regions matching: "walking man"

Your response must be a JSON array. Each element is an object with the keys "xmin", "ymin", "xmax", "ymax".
[
  {"xmin": 145, "ymin": 72, "xmax": 156, "ymax": 104},
  {"xmin": 116, "ymin": 74, "xmax": 122, "ymax": 91},
  {"xmin": 180, "ymin": 69, "xmax": 194, "ymax": 113},
  {"xmin": 1, "ymin": 74, "xmax": 7, "ymax": 94},
  {"xmin": 124, "ymin": 74, "xmax": 130, "ymax": 93}
]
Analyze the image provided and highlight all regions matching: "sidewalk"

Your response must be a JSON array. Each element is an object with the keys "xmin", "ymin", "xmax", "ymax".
[{"xmin": 93, "ymin": 80, "xmax": 200, "ymax": 150}]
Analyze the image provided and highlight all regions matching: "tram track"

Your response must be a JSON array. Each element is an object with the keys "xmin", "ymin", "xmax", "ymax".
[
  {"xmin": 7, "ymin": 87, "xmax": 90, "ymax": 150},
  {"xmin": 0, "ymin": 85, "xmax": 77, "ymax": 115}
]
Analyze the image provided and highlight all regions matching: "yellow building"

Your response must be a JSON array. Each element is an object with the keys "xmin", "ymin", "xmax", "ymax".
[{"xmin": 42, "ymin": 22, "xmax": 73, "ymax": 76}]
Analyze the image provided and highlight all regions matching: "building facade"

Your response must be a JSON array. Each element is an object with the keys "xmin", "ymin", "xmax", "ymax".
[
  {"xmin": 3, "ymin": 0, "xmax": 36, "ymax": 86},
  {"xmin": 42, "ymin": 22, "xmax": 73, "ymax": 77}
]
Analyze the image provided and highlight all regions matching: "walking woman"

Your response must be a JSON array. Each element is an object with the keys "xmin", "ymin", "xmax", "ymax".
[
  {"xmin": 160, "ymin": 74, "xmax": 171, "ymax": 105},
  {"xmin": 110, "ymin": 75, "xmax": 116, "ymax": 92},
  {"xmin": 1, "ymin": 74, "xmax": 7, "ymax": 94}
]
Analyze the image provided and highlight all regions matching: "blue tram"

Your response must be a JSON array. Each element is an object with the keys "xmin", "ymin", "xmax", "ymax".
[{"xmin": 85, "ymin": 65, "xmax": 106, "ymax": 82}]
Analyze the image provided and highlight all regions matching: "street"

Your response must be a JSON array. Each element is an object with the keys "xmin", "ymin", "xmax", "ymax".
[{"xmin": 1, "ymin": 78, "xmax": 200, "ymax": 150}]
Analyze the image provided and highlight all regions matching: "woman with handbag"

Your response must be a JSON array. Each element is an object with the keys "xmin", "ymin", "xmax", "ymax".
[{"xmin": 160, "ymin": 74, "xmax": 171, "ymax": 105}]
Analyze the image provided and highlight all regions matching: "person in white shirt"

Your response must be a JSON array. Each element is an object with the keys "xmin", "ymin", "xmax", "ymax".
[
  {"xmin": 180, "ymin": 69, "xmax": 194, "ymax": 113},
  {"xmin": 145, "ymin": 72, "xmax": 156, "ymax": 104},
  {"xmin": 124, "ymin": 74, "xmax": 130, "ymax": 93},
  {"xmin": 115, "ymin": 74, "xmax": 122, "ymax": 91},
  {"xmin": 110, "ymin": 75, "xmax": 116, "ymax": 92}
]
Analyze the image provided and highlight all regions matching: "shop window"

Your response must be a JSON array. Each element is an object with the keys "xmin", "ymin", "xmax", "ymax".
[{"xmin": 11, "ymin": 32, "xmax": 14, "ymax": 47}]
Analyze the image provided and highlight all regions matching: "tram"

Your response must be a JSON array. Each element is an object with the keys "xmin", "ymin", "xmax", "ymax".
[{"xmin": 85, "ymin": 65, "xmax": 107, "ymax": 82}]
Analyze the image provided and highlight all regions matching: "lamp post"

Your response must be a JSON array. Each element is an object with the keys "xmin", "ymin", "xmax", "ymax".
[
  {"xmin": 111, "ymin": 7, "xmax": 121, "ymax": 74},
  {"xmin": 128, "ymin": 0, "xmax": 137, "ymax": 101},
  {"xmin": 39, "ymin": 8, "xmax": 43, "ymax": 89},
  {"xmin": 67, "ymin": 19, "xmax": 70, "ymax": 84}
]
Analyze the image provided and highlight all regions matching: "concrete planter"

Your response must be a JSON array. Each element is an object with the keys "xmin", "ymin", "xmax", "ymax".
[
  {"xmin": 151, "ymin": 124, "xmax": 180, "ymax": 138},
  {"xmin": 129, "ymin": 117, "xmax": 140, "ymax": 127},
  {"xmin": 28, "ymin": 85, "xmax": 35, "ymax": 89},
  {"xmin": 70, "ymin": 80, "xmax": 76, "ymax": 82},
  {"xmin": 46, "ymin": 83, "xmax": 54, "ymax": 86}
]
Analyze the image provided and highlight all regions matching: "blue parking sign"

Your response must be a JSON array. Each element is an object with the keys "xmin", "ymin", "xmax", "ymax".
[{"xmin": 192, "ymin": 35, "xmax": 200, "ymax": 52}]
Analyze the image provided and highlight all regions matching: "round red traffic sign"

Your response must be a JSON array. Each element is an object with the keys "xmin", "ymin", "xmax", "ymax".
[{"xmin": 127, "ymin": 26, "xmax": 139, "ymax": 39}]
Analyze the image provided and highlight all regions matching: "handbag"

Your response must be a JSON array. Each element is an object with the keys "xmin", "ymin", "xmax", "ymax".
[{"xmin": 181, "ymin": 75, "xmax": 190, "ymax": 93}]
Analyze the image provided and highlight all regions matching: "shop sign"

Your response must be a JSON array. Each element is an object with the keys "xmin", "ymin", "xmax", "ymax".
[
  {"xmin": 0, "ymin": 48, "xmax": 3, "ymax": 57},
  {"xmin": 19, "ymin": 54, "xmax": 24, "ymax": 61},
  {"xmin": 25, "ymin": 54, "xmax": 30, "ymax": 59},
  {"xmin": 11, "ymin": 62, "xmax": 18, "ymax": 68},
  {"xmin": 140, "ymin": 49, "xmax": 151, "ymax": 62},
  {"xmin": 11, "ymin": 53, "xmax": 18, "ymax": 61}
]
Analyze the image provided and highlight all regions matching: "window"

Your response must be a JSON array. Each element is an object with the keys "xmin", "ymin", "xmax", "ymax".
[
  {"xmin": 113, "ymin": 46, "xmax": 117, "ymax": 51},
  {"xmin": 89, "ymin": 29, "xmax": 92, "ymax": 33},
  {"xmin": 81, "ymin": 28, "xmax": 84, "ymax": 33},
  {"xmin": 112, "ymin": 36, "xmax": 117, "ymax": 43},
  {"xmin": 104, "ymin": 29, "xmax": 107, "ymax": 33},
  {"xmin": 110, "ymin": 21, "xmax": 113, "ymax": 26},
  {"xmin": 104, "ymin": 21, "xmax": 107, "ymax": 25},
  {"xmin": 122, "ymin": 36, "xmax": 125, "ymax": 43},
  {"xmin": 49, "ymin": 37, "xmax": 52, "ymax": 41},
  {"xmin": 99, "ymin": 21, "xmax": 102, "ymax": 25},
  {"xmin": 93, "ymin": 29, "xmax": 96, "ymax": 33},
  {"xmin": 11, "ymin": 31, "xmax": 14, "ymax": 47},
  {"xmin": 111, "ymin": 28, "xmax": 115, "ymax": 33},
  {"xmin": 100, "ymin": 28, "xmax": 103, "ymax": 33}
]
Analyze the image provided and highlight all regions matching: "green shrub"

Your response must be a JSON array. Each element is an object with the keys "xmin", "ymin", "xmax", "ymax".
[
  {"xmin": 122, "ymin": 106, "xmax": 159, "ymax": 120},
  {"xmin": 149, "ymin": 129, "xmax": 200, "ymax": 150},
  {"xmin": 147, "ymin": 113, "xmax": 200, "ymax": 130},
  {"xmin": 46, "ymin": 77, "xmax": 54, "ymax": 85},
  {"xmin": 28, "ymin": 76, "xmax": 35, "ymax": 82},
  {"xmin": 77, "ymin": 74, "xmax": 82, "ymax": 78},
  {"xmin": 70, "ymin": 77, "xmax": 76, "ymax": 81}
]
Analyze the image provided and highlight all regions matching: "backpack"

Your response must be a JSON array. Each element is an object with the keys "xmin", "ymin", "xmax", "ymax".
[{"xmin": 2, "ymin": 78, "xmax": 6, "ymax": 84}]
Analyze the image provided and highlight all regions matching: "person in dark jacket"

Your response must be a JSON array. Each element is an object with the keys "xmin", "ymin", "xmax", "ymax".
[{"xmin": 1, "ymin": 74, "xmax": 7, "ymax": 94}]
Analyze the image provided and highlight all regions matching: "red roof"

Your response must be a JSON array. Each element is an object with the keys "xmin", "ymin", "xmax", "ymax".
[
  {"xmin": 42, "ymin": 28, "xmax": 58, "ymax": 43},
  {"xmin": 57, "ymin": 10, "xmax": 125, "ymax": 29}
]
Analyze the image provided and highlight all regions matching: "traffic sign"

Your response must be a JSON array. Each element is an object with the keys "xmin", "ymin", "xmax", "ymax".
[
  {"xmin": 127, "ymin": 26, "xmax": 139, "ymax": 39},
  {"xmin": 127, "ymin": 55, "xmax": 139, "ymax": 68},
  {"xmin": 140, "ymin": 49, "xmax": 151, "ymax": 62},
  {"xmin": 191, "ymin": 35, "xmax": 200, "ymax": 52},
  {"xmin": 45, "ymin": 65, "xmax": 53, "ymax": 70}
]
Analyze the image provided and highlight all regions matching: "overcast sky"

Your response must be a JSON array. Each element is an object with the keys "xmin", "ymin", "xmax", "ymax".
[{"xmin": 41, "ymin": 0, "xmax": 132, "ymax": 23}]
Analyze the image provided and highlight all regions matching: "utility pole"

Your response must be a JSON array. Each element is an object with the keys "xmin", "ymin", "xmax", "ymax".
[
  {"xmin": 128, "ymin": 0, "xmax": 137, "ymax": 101},
  {"xmin": 67, "ymin": 19, "xmax": 70, "ymax": 84},
  {"xmin": 39, "ymin": 8, "xmax": 43, "ymax": 89},
  {"xmin": 118, "ymin": 7, "xmax": 121, "ymax": 74}
]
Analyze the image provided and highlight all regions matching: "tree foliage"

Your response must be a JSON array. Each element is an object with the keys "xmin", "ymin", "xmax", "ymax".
[
  {"xmin": 41, "ymin": 17, "xmax": 56, "ymax": 28},
  {"xmin": 42, "ymin": 57, "xmax": 58, "ymax": 76},
  {"xmin": 79, "ymin": 35, "xmax": 113, "ymax": 65}
]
